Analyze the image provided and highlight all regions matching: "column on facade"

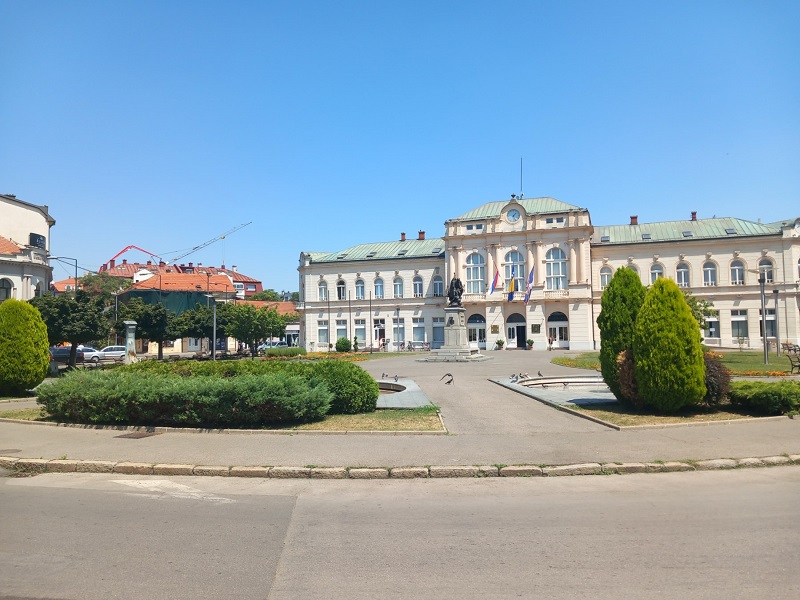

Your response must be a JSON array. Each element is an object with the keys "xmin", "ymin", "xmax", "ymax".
[
  {"xmin": 574, "ymin": 239, "xmax": 584, "ymax": 283},
  {"xmin": 447, "ymin": 249, "xmax": 456, "ymax": 282},
  {"xmin": 569, "ymin": 240, "xmax": 577, "ymax": 284},
  {"xmin": 486, "ymin": 245, "xmax": 496, "ymax": 292},
  {"xmin": 453, "ymin": 246, "xmax": 463, "ymax": 282},
  {"xmin": 535, "ymin": 242, "xmax": 544, "ymax": 286},
  {"xmin": 526, "ymin": 242, "xmax": 535, "ymax": 284}
]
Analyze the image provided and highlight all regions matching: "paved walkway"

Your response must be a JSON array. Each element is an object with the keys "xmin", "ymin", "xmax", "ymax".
[{"xmin": 1, "ymin": 351, "xmax": 798, "ymax": 470}]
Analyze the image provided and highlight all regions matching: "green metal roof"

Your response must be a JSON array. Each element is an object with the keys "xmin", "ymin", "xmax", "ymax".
[
  {"xmin": 306, "ymin": 238, "xmax": 446, "ymax": 264},
  {"xmin": 593, "ymin": 217, "xmax": 781, "ymax": 245},
  {"xmin": 449, "ymin": 197, "xmax": 585, "ymax": 221}
]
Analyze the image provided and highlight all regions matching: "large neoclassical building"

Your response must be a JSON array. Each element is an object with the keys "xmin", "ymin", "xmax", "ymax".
[{"xmin": 298, "ymin": 196, "xmax": 800, "ymax": 352}]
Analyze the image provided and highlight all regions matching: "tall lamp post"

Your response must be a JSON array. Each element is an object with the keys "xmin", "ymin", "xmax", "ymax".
[
  {"xmin": 49, "ymin": 256, "xmax": 78, "ymax": 294},
  {"xmin": 758, "ymin": 272, "xmax": 768, "ymax": 365},
  {"xmin": 773, "ymin": 289, "xmax": 780, "ymax": 357}
]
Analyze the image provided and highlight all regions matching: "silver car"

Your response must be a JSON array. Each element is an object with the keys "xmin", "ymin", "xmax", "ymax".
[
  {"xmin": 79, "ymin": 346, "xmax": 101, "ymax": 363},
  {"xmin": 97, "ymin": 345, "xmax": 126, "ymax": 362}
]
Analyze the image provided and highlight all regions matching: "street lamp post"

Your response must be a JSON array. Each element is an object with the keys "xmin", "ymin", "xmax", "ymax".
[
  {"xmin": 49, "ymin": 256, "xmax": 78, "ymax": 294},
  {"xmin": 758, "ymin": 273, "xmax": 768, "ymax": 365},
  {"xmin": 773, "ymin": 289, "xmax": 780, "ymax": 357}
]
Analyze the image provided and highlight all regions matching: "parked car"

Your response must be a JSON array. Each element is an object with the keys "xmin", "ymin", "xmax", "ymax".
[
  {"xmin": 97, "ymin": 345, "xmax": 126, "ymax": 362},
  {"xmin": 79, "ymin": 346, "xmax": 101, "ymax": 363},
  {"xmin": 49, "ymin": 346, "xmax": 85, "ymax": 364}
]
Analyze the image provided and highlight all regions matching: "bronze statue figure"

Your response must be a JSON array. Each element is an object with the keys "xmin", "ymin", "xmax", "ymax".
[{"xmin": 447, "ymin": 277, "xmax": 464, "ymax": 307}]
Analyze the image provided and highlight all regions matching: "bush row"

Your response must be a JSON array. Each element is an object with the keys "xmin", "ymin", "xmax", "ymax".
[
  {"xmin": 729, "ymin": 380, "xmax": 800, "ymax": 415},
  {"xmin": 36, "ymin": 370, "xmax": 332, "ymax": 427},
  {"xmin": 122, "ymin": 358, "xmax": 379, "ymax": 414}
]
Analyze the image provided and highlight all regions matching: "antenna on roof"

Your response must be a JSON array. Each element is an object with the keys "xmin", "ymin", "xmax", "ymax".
[{"xmin": 519, "ymin": 157, "xmax": 524, "ymax": 198}]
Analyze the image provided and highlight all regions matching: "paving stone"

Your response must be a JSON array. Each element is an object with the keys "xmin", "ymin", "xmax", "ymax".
[
  {"xmin": 310, "ymin": 467, "xmax": 348, "ymax": 479},
  {"xmin": 736, "ymin": 458, "xmax": 764, "ymax": 468},
  {"xmin": 193, "ymin": 465, "xmax": 230, "ymax": 477},
  {"xmin": 153, "ymin": 463, "xmax": 195, "ymax": 476},
  {"xmin": 76, "ymin": 460, "xmax": 116, "ymax": 473},
  {"xmin": 390, "ymin": 467, "xmax": 429, "ymax": 479},
  {"xmin": 695, "ymin": 459, "xmax": 737, "ymax": 471},
  {"xmin": 16, "ymin": 458, "xmax": 48, "ymax": 473},
  {"xmin": 114, "ymin": 462, "xmax": 154, "ymax": 475},
  {"xmin": 429, "ymin": 466, "xmax": 480, "ymax": 478},
  {"xmin": 46, "ymin": 459, "xmax": 79, "ymax": 473},
  {"xmin": 0, "ymin": 457, "xmax": 19, "ymax": 470},
  {"xmin": 269, "ymin": 466, "xmax": 310, "ymax": 479},
  {"xmin": 499, "ymin": 465, "xmax": 543, "ymax": 477},
  {"xmin": 348, "ymin": 468, "xmax": 389, "ymax": 479},
  {"xmin": 760, "ymin": 455, "xmax": 791, "ymax": 466},
  {"xmin": 543, "ymin": 463, "xmax": 602, "ymax": 477},
  {"xmin": 230, "ymin": 466, "xmax": 269, "ymax": 478},
  {"xmin": 660, "ymin": 462, "xmax": 695, "ymax": 472},
  {"xmin": 789, "ymin": 455, "xmax": 800, "ymax": 464},
  {"xmin": 601, "ymin": 463, "xmax": 647, "ymax": 474}
]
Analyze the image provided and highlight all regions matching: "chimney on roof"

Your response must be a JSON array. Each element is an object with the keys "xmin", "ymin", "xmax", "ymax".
[
  {"xmin": 146, "ymin": 260, "xmax": 152, "ymax": 265},
  {"xmin": 400, "ymin": 232, "xmax": 406, "ymax": 241},
  {"xmin": 232, "ymin": 265, "xmax": 238, "ymax": 272},
  {"xmin": 691, "ymin": 211, "xmax": 697, "ymax": 221},
  {"xmin": 221, "ymin": 264, "xmax": 226, "ymax": 270},
  {"xmin": 630, "ymin": 216, "xmax": 638, "ymax": 225},
  {"xmin": 122, "ymin": 259, "xmax": 127, "ymax": 265},
  {"xmin": 418, "ymin": 230, "xmax": 425, "ymax": 240},
  {"xmin": 110, "ymin": 259, "xmax": 115, "ymax": 269},
  {"xmin": 159, "ymin": 261, "xmax": 165, "ymax": 267},
  {"xmin": 188, "ymin": 262, "xmax": 193, "ymax": 268}
]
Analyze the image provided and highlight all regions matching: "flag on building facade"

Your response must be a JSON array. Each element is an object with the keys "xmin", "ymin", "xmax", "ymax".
[
  {"xmin": 523, "ymin": 267, "xmax": 535, "ymax": 305},
  {"xmin": 507, "ymin": 266, "xmax": 516, "ymax": 301},
  {"xmin": 490, "ymin": 268, "xmax": 500, "ymax": 294}
]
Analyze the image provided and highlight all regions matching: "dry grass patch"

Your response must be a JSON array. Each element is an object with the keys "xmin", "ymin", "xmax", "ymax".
[
  {"xmin": 288, "ymin": 406, "xmax": 443, "ymax": 431},
  {"xmin": 569, "ymin": 401, "xmax": 763, "ymax": 427},
  {"xmin": 0, "ymin": 407, "xmax": 49, "ymax": 421}
]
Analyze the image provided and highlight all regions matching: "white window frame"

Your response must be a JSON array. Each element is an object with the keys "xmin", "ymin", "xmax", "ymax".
[
  {"xmin": 730, "ymin": 260, "xmax": 745, "ymax": 286},
  {"xmin": 413, "ymin": 276, "xmax": 423, "ymax": 298},
  {"xmin": 433, "ymin": 276, "xmax": 444, "ymax": 297},
  {"xmin": 676, "ymin": 263, "xmax": 690, "ymax": 288},
  {"xmin": 393, "ymin": 277, "xmax": 404, "ymax": 299},
  {"xmin": 545, "ymin": 248, "xmax": 567, "ymax": 290},
  {"xmin": 318, "ymin": 281, "xmax": 328, "ymax": 301},
  {"xmin": 374, "ymin": 278, "xmax": 384, "ymax": 299},
  {"xmin": 703, "ymin": 261, "xmax": 717, "ymax": 287},
  {"xmin": 355, "ymin": 279, "xmax": 365, "ymax": 300},
  {"xmin": 466, "ymin": 253, "xmax": 486, "ymax": 294},
  {"xmin": 600, "ymin": 267, "xmax": 612, "ymax": 290},
  {"xmin": 505, "ymin": 250, "xmax": 525, "ymax": 292}
]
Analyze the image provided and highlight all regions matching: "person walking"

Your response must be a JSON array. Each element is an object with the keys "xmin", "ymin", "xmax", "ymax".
[{"xmin": 548, "ymin": 336, "xmax": 553, "ymax": 351}]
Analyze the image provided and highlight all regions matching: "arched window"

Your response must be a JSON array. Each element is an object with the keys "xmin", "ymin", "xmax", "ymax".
[
  {"xmin": 758, "ymin": 258, "xmax": 774, "ymax": 283},
  {"xmin": 413, "ymin": 276, "xmax": 423, "ymax": 298},
  {"xmin": 545, "ymin": 248, "xmax": 567, "ymax": 290},
  {"xmin": 599, "ymin": 267, "xmax": 612, "ymax": 289},
  {"xmin": 336, "ymin": 279, "xmax": 346, "ymax": 300},
  {"xmin": 374, "ymin": 278, "xmax": 384, "ymax": 299},
  {"xmin": 465, "ymin": 253, "xmax": 485, "ymax": 294},
  {"xmin": 355, "ymin": 279, "xmax": 365, "ymax": 300},
  {"xmin": 0, "ymin": 278, "xmax": 12, "ymax": 301},
  {"xmin": 318, "ymin": 281, "xmax": 328, "ymax": 301},
  {"xmin": 432, "ymin": 275, "xmax": 444, "ymax": 297},
  {"xmin": 730, "ymin": 260, "xmax": 745, "ymax": 285},
  {"xmin": 628, "ymin": 265, "xmax": 639, "ymax": 276},
  {"xmin": 703, "ymin": 261, "xmax": 717, "ymax": 287},
  {"xmin": 650, "ymin": 264, "xmax": 664, "ymax": 284},
  {"xmin": 676, "ymin": 263, "xmax": 690, "ymax": 288},
  {"xmin": 393, "ymin": 276, "xmax": 404, "ymax": 299},
  {"xmin": 505, "ymin": 251, "xmax": 525, "ymax": 292}
]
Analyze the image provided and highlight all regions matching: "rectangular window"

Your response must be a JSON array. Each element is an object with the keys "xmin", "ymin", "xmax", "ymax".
[
  {"xmin": 759, "ymin": 309, "xmax": 776, "ymax": 338},
  {"xmin": 466, "ymin": 225, "xmax": 474, "ymax": 231},
  {"xmin": 556, "ymin": 217, "xmax": 564, "ymax": 223},
  {"xmin": 354, "ymin": 319, "xmax": 366, "ymax": 345},
  {"xmin": 393, "ymin": 318, "xmax": 405, "ymax": 350},
  {"xmin": 432, "ymin": 317, "xmax": 445, "ymax": 349},
  {"xmin": 703, "ymin": 265, "xmax": 717, "ymax": 287},
  {"xmin": 318, "ymin": 320, "xmax": 329, "ymax": 344},
  {"xmin": 705, "ymin": 312, "xmax": 720, "ymax": 338},
  {"xmin": 546, "ymin": 218, "xmax": 554, "ymax": 224},
  {"xmin": 731, "ymin": 310, "xmax": 748, "ymax": 339},
  {"xmin": 413, "ymin": 317, "xmax": 425, "ymax": 342},
  {"xmin": 336, "ymin": 319, "xmax": 347, "ymax": 342}
]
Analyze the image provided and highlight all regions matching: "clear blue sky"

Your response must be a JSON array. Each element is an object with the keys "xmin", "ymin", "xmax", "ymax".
[{"xmin": 2, "ymin": 1, "xmax": 798, "ymax": 292}]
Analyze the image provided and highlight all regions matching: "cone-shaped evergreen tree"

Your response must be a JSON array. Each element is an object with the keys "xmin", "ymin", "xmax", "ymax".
[
  {"xmin": 0, "ymin": 299, "xmax": 50, "ymax": 395},
  {"xmin": 633, "ymin": 278, "xmax": 706, "ymax": 412},
  {"xmin": 597, "ymin": 267, "xmax": 646, "ymax": 403}
]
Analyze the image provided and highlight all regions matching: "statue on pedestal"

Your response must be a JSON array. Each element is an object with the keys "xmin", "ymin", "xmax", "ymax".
[{"xmin": 447, "ymin": 277, "xmax": 464, "ymax": 307}]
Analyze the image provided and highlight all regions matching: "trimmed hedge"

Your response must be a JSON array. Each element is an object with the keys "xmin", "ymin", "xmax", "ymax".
[
  {"xmin": 0, "ymin": 299, "xmax": 50, "ymax": 395},
  {"xmin": 36, "ymin": 370, "xmax": 332, "ymax": 427},
  {"xmin": 122, "ymin": 358, "xmax": 379, "ymax": 414},
  {"xmin": 729, "ymin": 380, "xmax": 800, "ymax": 415}
]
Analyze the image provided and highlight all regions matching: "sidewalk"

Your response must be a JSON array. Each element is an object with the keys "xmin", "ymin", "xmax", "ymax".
[{"xmin": 1, "ymin": 351, "xmax": 798, "ymax": 473}]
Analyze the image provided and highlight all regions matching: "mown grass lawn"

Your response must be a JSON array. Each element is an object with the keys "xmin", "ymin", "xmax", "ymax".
[
  {"xmin": 0, "ymin": 405, "xmax": 444, "ymax": 432},
  {"xmin": 552, "ymin": 350, "xmax": 791, "ymax": 376},
  {"xmin": 568, "ymin": 401, "xmax": 764, "ymax": 427}
]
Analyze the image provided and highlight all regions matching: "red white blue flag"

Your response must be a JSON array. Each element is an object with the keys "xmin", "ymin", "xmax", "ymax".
[
  {"xmin": 490, "ymin": 268, "xmax": 500, "ymax": 294},
  {"xmin": 523, "ymin": 267, "xmax": 535, "ymax": 305}
]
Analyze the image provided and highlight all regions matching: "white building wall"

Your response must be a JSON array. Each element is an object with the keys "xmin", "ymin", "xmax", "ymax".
[{"xmin": 0, "ymin": 195, "xmax": 54, "ymax": 302}]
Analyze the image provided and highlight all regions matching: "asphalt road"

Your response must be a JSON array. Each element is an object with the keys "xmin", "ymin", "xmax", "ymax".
[{"xmin": 2, "ymin": 468, "xmax": 799, "ymax": 599}]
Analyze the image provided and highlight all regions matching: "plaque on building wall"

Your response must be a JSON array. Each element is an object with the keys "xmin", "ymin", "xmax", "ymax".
[
  {"xmin": 29, "ymin": 233, "xmax": 46, "ymax": 249},
  {"xmin": 491, "ymin": 325, "xmax": 499, "ymax": 334},
  {"xmin": 532, "ymin": 324, "xmax": 541, "ymax": 334}
]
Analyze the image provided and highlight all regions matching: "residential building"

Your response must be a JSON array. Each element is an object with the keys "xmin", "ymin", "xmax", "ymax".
[
  {"xmin": 298, "ymin": 196, "xmax": 800, "ymax": 352},
  {"xmin": 0, "ymin": 193, "xmax": 55, "ymax": 302}
]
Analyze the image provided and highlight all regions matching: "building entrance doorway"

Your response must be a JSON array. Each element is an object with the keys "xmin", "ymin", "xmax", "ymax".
[
  {"xmin": 547, "ymin": 311, "xmax": 569, "ymax": 349},
  {"xmin": 467, "ymin": 314, "xmax": 486, "ymax": 349},
  {"xmin": 506, "ymin": 313, "xmax": 527, "ymax": 349}
]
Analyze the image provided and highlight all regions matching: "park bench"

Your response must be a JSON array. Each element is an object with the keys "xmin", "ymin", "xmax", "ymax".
[{"xmin": 784, "ymin": 344, "xmax": 800, "ymax": 374}]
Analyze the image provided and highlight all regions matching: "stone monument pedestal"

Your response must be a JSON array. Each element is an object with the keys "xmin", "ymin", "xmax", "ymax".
[{"xmin": 421, "ymin": 306, "xmax": 491, "ymax": 362}]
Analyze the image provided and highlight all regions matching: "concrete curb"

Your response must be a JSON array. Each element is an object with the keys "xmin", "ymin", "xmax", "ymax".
[{"xmin": 3, "ymin": 454, "xmax": 799, "ymax": 479}]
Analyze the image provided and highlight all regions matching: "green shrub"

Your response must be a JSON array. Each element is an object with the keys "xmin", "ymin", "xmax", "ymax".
[
  {"xmin": 122, "ymin": 357, "xmax": 379, "ymax": 414},
  {"xmin": 616, "ymin": 349, "xmax": 642, "ymax": 408},
  {"xmin": 597, "ymin": 268, "xmax": 646, "ymax": 403},
  {"xmin": 0, "ymin": 299, "xmax": 50, "ymax": 395},
  {"xmin": 729, "ymin": 380, "xmax": 800, "ymax": 415},
  {"xmin": 36, "ymin": 370, "xmax": 332, "ymax": 427},
  {"xmin": 335, "ymin": 337, "xmax": 351, "ymax": 352},
  {"xmin": 633, "ymin": 278, "xmax": 706, "ymax": 413},
  {"xmin": 702, "ymin": 353, "xmax": 731, "ymax": 407}
]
